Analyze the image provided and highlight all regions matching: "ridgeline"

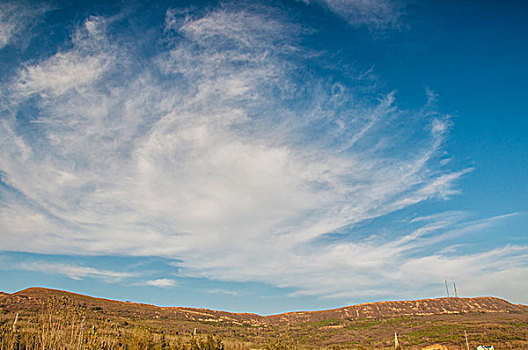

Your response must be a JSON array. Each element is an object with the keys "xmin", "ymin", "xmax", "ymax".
[{"xmin": 1, "ymin": 287, "xmax": 527, "ymax": 349}]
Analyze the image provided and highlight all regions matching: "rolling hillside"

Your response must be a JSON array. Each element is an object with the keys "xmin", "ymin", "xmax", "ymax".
[{"xmin": 1, "ymin": 287, "xmax": 527, "ymax": 349}]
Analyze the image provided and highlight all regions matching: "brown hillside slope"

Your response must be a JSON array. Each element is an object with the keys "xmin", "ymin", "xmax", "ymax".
[
  {"xmin": 1, "ymin": 287, "xmax": 265, "ymax": 326},
  {"xmin": 1, "ymin": 287, "xmax": 526, "ymax": 325},
  {"xmin": 268, "ymin": 296, "xmax": 527, "ymax": 324},
  {"xmin": 1, "ymin": 287, "xmax": 527, "ymax": 349}
]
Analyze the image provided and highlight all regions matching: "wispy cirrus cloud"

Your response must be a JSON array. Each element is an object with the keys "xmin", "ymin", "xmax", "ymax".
[
  {"xmin": 15, "ymin": 20, "xmax": 112, "ymax": 96},
  {"xmin": 0, "ymin": 2, "xmax": 525, "ymax": 304},
  {"xmin": 18, "ymin": 262, "xmax": 136, "ymax": 283},
  {"xmin": 301, "ymin": 0, "xmax": 402, "ymax": 28},
  {"xmin": 208, "ymin": 289, "xmax": 245, "ymax": 297},
  {"xmin": 0, "ymin": 1, "xmax": 48, "ymax": 49}
]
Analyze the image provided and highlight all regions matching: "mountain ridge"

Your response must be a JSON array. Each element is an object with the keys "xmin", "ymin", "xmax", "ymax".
[
  {"xmin": 2, "ymin": 287, "xmax": 528, "ymax": 349},
  {"xmin": 1, "ymin": 286, "xmax": 526, "ymax": 325}
]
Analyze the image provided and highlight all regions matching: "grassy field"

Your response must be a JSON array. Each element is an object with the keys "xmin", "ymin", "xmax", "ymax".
[{"xmin": 1, "ymin": 288, "xmax": 527, "ymax": 349}]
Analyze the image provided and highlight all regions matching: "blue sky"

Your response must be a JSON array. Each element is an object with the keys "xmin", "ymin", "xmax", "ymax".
[{"xmin": 0, "ymin": 0, "xmax": 526, "ymax": 315}]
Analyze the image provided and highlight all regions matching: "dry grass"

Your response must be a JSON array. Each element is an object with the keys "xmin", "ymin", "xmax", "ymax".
[
  {"xmin": 0, "ymin": 296, "xmax": 226, "ymax": 350},
  {"xmin": 1, "ymin": 289, "xmax": 528, "ymax": 349}
]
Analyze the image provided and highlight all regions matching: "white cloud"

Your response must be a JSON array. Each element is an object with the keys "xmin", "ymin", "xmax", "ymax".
[
  {"xmin": 18, "ymin": 262, "xmax": 136, "ymax": 283},
  {"xmin": 0, "ymin": 2, "xmax": 48, "ymax": 49},
  {"xmin": 15, "ymin": 16, "xmax": 113, "ymax": 97},
  {"xmin": 0, "ymin": 4, "xmax": 525, "ymax": 304},
  {"xmin": 0, "ymin": 4, "xmax": 17, "ymax": 48},
  {"xmin": 302, "ymin": 0, "xmax": 402, "ymax": 28},
  {"xmin": 208, "ymin": 289, "xmax": 244, "ymax": 297},
  {"xmin": 145, "ymin": 279, "xmax": 177, "ymax": 288},
  {"xmin": 397, "ymin": 246, "xmax": 528, "ymax": 300}
]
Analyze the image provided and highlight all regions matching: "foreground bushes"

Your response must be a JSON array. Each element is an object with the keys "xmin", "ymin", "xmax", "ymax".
[{"xmin": 0, "ymin": 296, "xmax": 224, "ymax": 350}]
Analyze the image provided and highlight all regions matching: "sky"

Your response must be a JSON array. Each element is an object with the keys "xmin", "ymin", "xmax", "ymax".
[{"xmin": 0, "ymin": 0, "xmax": 527, "ymax": 315}]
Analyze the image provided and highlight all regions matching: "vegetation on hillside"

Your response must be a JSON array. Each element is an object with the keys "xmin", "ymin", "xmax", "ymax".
[
  {"xmin": 0, "ymin": 296, "xmax": 226, "ymax": 350},
  {"xmin": 1, "ymin": 289, "xmax": 528, "ymax": 349}
]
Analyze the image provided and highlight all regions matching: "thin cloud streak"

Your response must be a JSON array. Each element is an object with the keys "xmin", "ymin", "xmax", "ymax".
[
  {"xmin": 145, "ymin": 279, "xmax": 177, "ymax": 288},
  {"xmin": 17, "ymin": 262, "xmax": 137, "ymax": 283},
  {"xmin": 302, "ymin": 0, "xmax": 402, "ymax": 28}
]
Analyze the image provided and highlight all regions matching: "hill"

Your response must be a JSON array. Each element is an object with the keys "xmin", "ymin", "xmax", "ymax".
[{"xmin": 1, "ymin": 287, "xmax": 527, "ymax": 349}]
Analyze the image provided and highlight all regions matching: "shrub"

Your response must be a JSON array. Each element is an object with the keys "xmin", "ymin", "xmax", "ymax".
[
  {"xmin": 189, "ymin": 334, "xmax": 224, "ymax": 350},
  {"xmin": 262, "ymin": 337, "xmax": 296, "ymax": 350}
]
